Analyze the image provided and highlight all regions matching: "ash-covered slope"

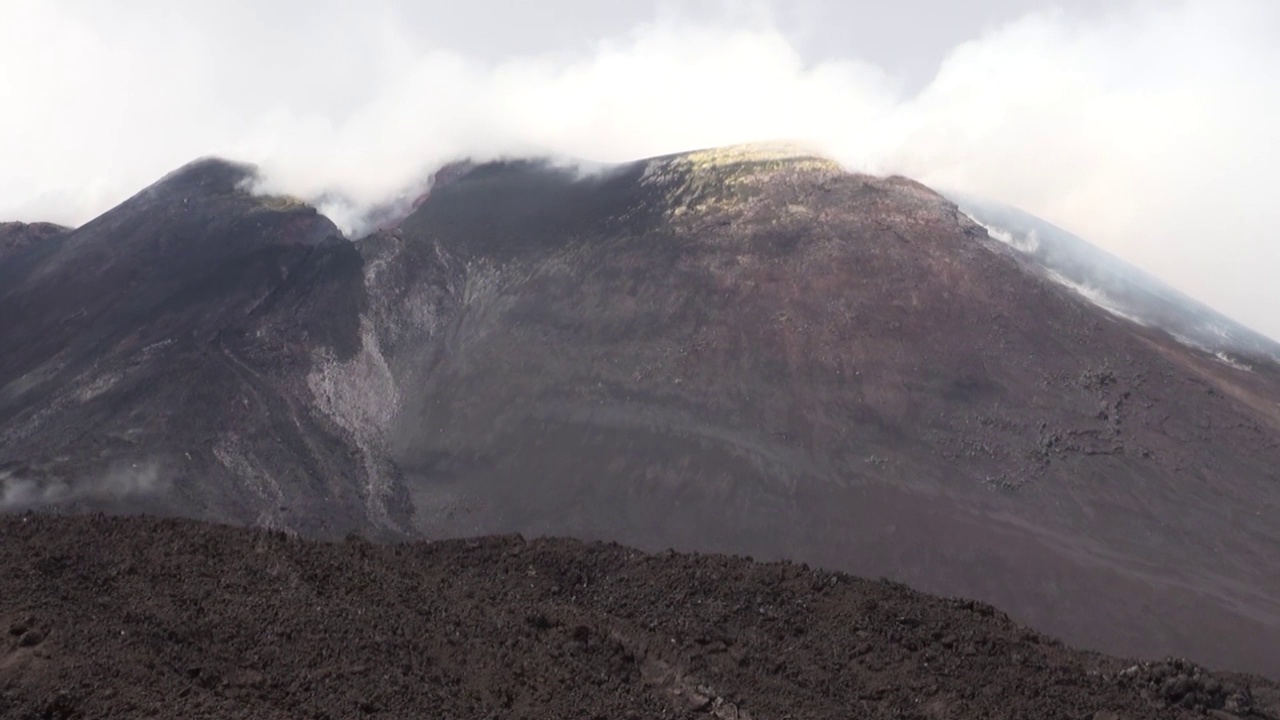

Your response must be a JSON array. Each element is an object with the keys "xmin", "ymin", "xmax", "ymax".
[
  {"xmin": 950, "ymin": 192, "xmax": 1280, "ymax": 363},
  {"xmin": 2, "ymin": 146, "xmax": 1280, "ymax": 677},
  {"xmin": 0, "ymin": 159, "xmax": 399, "ymax": 536},
  {"xmin": 372, "ymin": 146, "xmax": 1280, "ymax": 675},
  {"xmin": 0, "ymin": 221, "xmax": 66, "ymax": 265},
  {"xmin": 2, "ymin": 514, "xmax": 1276, "ymax": 720}
]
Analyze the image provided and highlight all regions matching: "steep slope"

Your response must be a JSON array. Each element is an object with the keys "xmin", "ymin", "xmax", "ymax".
[
  {"xmin": 2, "ymin": 514, "xmax": 1275, "ymax": 719},
  {"xmin": 950, "ymin": 192, "xmax": 1280, "ymax": 363},
  {"xmin": 0, "ymin": 159, "xmax": 400, "ymax": 536},
  {"xmin": 2, "ymin": 146, "xmax": 1279, "ymax": 676}
]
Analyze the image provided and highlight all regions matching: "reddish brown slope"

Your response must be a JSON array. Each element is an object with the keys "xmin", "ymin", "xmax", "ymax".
[{"xmin": 387, "ymin": 147, "xmax": 1280, "ymax": 675}]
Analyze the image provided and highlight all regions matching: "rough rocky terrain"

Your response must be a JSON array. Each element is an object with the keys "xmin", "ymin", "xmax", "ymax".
[
  {"xmin": 2, "ymin": 513, "xmax": 1277, "ymax": 719},
  {"xmin": 2, "ymin": 145, "xmax": 1279, "ymax": 675},
  {"xmin": 0, "ymin": 222, "xmax": 67, "ymax": 265}
]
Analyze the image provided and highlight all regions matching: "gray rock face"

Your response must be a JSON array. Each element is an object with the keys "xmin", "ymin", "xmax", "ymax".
[
  {"xmin": 0, "ymin": 221, "xmax": 66, "ymax": 266},
  {"xmin": 0, "ymin": 158, "xmax": 381, "ymax": 536},
  {"xmin": 2, "ymin": 146, "xmax": 1279, "ymax": 677}
]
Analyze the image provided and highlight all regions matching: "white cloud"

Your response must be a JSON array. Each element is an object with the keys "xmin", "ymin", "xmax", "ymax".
[
  {"xmin": 0, "ymin": 461, "xmax": 164, "ymax": 511},
  {"xmin": 1, "ymin": 0, "xmax": 1277, "ymax": 338}
]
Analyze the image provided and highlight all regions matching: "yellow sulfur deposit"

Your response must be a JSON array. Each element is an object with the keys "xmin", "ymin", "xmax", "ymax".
[{"xmin": 641, "ymin": 143, "xmax": 842, "ymax": 218}]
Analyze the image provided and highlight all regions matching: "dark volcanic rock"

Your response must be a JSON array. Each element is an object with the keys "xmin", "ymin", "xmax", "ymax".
[
  {"xmin": 2, "ymin": 145, "xmax": 1280, "ymax": 678},
  {"xmin": 0, "ymin": 158, "xmax": 387, "ymax": 536},
  {"xmin": 0, "ymin": 221, "xmax": 66, "ymax": 265},
  {"xmin": 1, "ymin": 513, "xmax": 1276, "ymax": 719}
]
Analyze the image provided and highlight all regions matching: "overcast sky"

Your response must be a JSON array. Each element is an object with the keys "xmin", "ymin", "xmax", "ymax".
[{"xmin": 2, "ymin": 0, "xmax": 1278, "ymax": 339}]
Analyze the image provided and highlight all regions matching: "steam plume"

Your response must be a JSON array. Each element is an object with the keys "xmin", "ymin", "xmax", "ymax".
[{"xmin": 1, "ymin": 0, "xmax": 1277, "ymax": 338}]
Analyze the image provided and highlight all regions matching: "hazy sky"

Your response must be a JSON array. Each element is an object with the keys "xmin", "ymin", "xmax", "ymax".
[{"xmin": 2, "ymin": 0, "xmax": 1278, "ymax": 339}]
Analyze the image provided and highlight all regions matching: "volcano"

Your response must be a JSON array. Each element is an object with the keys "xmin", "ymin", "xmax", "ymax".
[{"xmin": 2, "ymin": 145, "xmax": 1278, "ymax": 678}]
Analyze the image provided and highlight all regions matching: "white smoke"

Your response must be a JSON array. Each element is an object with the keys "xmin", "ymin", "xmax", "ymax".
[
  {"xmin": 1, "ymin": 0, "xmax": 1277, "ymax": 339},
  {"xmin": 0, "ymin": 462, "xmax": 166, "ymax": 511}
]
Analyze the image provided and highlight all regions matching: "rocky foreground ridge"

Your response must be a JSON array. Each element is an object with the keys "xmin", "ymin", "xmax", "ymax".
[{"xmin": 2, "ymin": 513, "xmax": 1277, "ymax": 719}]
